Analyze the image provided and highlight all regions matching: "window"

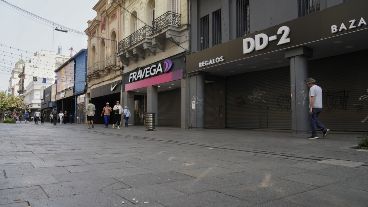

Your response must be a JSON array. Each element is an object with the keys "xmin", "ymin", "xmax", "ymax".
[
  {"xmin": 130, "ymin": 11, "xmax": 138, "ymax": 33},
  {"xmin": 169, "ymin": 0, "xmax": 179, "ymax": 13},
  {"xmin": 298, "ymin": 0, "xmax": 320, "ymax": 16},
  {"xmin": 199, "ymin": 15, "xmax": 209, "ymax": 50},
  {"xmin": 236, "ymin": 0, "xmax": 250, "ymax": 37},
  {"xmin": 212, "ymin": 9, "xmax": 222, "ymax": 46}
]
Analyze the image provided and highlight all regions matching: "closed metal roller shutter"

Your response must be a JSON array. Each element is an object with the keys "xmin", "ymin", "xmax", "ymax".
[
  {"xmin": 226, "ymin": 67, "xmax": 291, "ymax": 129},
  {"xmin": 204, "ymin": 76, "xmax": 226, "ymax": 129},
  {"xmin": 158, "ymin": 89, "xmax": 181, "ymax": 127},
  {"xmin": 310, "ymin": 50, "xmax": 368, "ymax": 132}
]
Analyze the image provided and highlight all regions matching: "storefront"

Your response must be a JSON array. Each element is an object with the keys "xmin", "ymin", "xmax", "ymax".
[
  {"xmin": 186, "ymin": 0, "xmax": 368, "ymax": 132},
  {"xmin": 90, "ymin": 80, "xmax": 122, "ymax": 124},
  {"xmin": 56, "ymin": 60, "xmax": 75, "ymax": 123},
  {"xmin": 123, "ymin": 53, "xmax": 185, "ymax": 127},
  {"xmin": 41, "ymin": 84, "xmax": 56, "ymax": 122}
]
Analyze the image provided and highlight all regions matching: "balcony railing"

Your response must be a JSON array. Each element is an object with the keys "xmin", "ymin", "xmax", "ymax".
[
  {"xmin": 153, "ymin": 11, "xmax": 181, "ymax": 33},
  {"xmin": 119, "ymin": 25, "xmax": 153, "ymax": 53},
  {"xmin": 118, "ymin": 11, "xmax": 181, "ymax": 53}
]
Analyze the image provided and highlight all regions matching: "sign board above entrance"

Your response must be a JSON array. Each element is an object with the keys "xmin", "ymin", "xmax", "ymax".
[
  {"xmin": 128, "ymin": 59, "xmax": 173, "ymax": 83},
  {"xmin": 186, "ymin": 0, "xmax": 368, "ymax": 73}
]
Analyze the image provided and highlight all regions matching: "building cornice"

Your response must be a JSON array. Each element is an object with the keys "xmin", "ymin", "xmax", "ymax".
[{"xmin": 93, "ymin": 0, "xmax": 107, "ymax": 12}]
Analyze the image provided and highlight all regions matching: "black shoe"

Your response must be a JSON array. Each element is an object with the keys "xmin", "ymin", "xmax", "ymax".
[
  {"xmin": 308, "ymin": 136, "xmax": 319, "ymax": 139},
  {"xmin": 323, "ymin": 129, "xmax": 330, "ymax": 137}
]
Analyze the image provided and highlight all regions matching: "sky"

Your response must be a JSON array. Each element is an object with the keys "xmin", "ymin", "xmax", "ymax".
[{"xmin": 0, "ymin": 0, "xmax": 98, "ymax": 92}]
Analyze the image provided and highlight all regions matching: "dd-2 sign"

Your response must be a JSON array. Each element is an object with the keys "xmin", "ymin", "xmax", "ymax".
[{"xmin": 243, "ymin": 26, "xmax": 291, "ymax": 54}]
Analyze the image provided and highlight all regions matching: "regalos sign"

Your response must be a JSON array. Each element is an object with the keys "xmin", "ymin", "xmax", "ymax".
[{"xmin": 128, "ymin": 59, "xmax": 173, "ymax": 83}]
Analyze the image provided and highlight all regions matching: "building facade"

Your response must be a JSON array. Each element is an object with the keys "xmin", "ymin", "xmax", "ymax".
[
  {"xmin": 85, "ymin": 0, "xmax": 123, "ymax": 124},
  {"xmin": 41, "ymin": 84, "xmax": 57, "ymax": 122},
  {"xmin": 55, "ymin": 49, "xmax": 88, "ymax": 123},
  {"xmin": 7, "ymin": 60, "xmax": 25, "ymax": 96},
  {"xmin": 118, "ymin": 0, "xmax": 189, "ymax": 127},
  {"xmin": 186, "ymin": 0, "xmax": 368, "ymax": 132},
  {"xmin": 23, "ymin": 78, "xmax": 54, "ymax": 115}
]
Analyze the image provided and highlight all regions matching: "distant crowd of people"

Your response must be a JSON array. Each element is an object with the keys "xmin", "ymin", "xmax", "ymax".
[
  {"xmin": 86, "ymin": 100, "xmax": 130, "ymax": 129},
  {"xmin": 6, "ymin": 100, "xmax": 131, "ymax": 129}
]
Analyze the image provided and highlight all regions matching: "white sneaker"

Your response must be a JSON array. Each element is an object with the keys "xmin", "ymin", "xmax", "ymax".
[
  {"xmin": 112, "ymin": 124, "xmax": 115, "ymax": 129},
  {"xmin": 117, "ymin": 126, "xmax": 120, "ymax": 129}
]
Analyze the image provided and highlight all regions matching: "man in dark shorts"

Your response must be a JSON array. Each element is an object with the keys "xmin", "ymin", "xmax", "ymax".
[{"xmin": 86, "ymin": 101, "xmax": 96, "ymax": 129}]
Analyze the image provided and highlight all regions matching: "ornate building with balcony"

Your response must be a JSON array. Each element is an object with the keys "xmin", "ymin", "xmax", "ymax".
[
  {"xmin": 85, "ymin": 0, "xmax": 124, "ymax": 118},
  {"xmin": 118, "ymin": 0, "xmax": 189, "ymax": 127}
]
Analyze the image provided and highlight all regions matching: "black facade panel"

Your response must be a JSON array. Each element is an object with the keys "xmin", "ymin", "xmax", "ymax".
[
  {"xmin": 226, "ymin": 67, "xmax": 291, "ymax": 129},
  {"xmin": 309, "ymin": 50, "xmax": 368, "ymax": 131},
  {"xmin": 158, "ymin": 89, "xmax": 181, "ymax": 127}
]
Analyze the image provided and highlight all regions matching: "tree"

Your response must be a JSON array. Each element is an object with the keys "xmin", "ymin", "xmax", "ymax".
[{"xmin": 0, "ymin": 92, "xmax": 24, "ymax": 120}]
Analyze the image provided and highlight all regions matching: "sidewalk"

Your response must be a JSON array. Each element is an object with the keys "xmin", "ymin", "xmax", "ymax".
[
  {"xmin": 0, "ymin": 123, "xmax": 367, "ymax": 207},
  {"xmin": 82, "ymin": 124, "xmax": 368, "ymax": 164}
]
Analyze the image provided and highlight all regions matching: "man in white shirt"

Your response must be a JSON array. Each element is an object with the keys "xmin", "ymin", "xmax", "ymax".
[
  {"xmin": 58, "ymin": 111, "xmax": 64, "ymax": 125},
  {"xmin": 306, "ymin": 78, "xmax": 330, "ymax": 139},
  {"xmin": 86, "ymin": 101, "xmax": 96, "ymax": 129},
  {"xmin": 112, "ymin": 101, "xmax": 122, "ymax": 129}
]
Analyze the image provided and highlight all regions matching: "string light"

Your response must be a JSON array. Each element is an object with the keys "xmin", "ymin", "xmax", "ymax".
[{"xmin": 0, "ymin": 0, "xmax": 85, "ymax": 36}]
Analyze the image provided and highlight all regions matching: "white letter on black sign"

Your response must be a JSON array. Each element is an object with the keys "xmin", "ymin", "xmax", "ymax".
[
  {"xmin": 331, "ymin": 25, "xmax": 338, "ymax": 34},
  {"xmin": 243, "ymin": 37, "xmax": 255, "ymax": 54},
  {"xmin": 277, "ymin": 26, "xmax": 291, "ymax": 45},
  {"xmin": 255, "ymin": 33, "xmax": 269, "ymax": 51},
  {"xmin": 358, "ymin": 17, "xmax": 367, "ymax": 27},
  {"xmin": 349, "ymin": 19, "xmax": 357, "ymax": 29},
  {"xmin": 339, "ymin": 23, "xmax": 347, "ymax": 32}
]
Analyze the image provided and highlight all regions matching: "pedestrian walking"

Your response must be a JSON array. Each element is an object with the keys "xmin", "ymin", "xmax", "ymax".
[
  {"xmin": 58, "ymin": 111, "xmax": 64, "ymax": 124},
  {"xmin": 123, "ymin": 106, "xmax": 131, "ymax": 127},
  {"xmin": 49, "ymin": 112, "xmax": 53, "ymax": 124},
  {"xmin": 101, "ymin": 102, "xmax": 112, "ymax": 128},
  {"xmin": 86, "ymin": 101, "xmax": 96, "ymax": 129},
  {"xmin": 34, "ymin": 110, "xmax": 41, "ymax": 124},
  {"xmin": 63, "ymin": 111, "xmax": 68, "ymax": 124},
  {"xmin": 112, "ymin": 101, "xmax": 122, "ymax": 129},
  {"xmin": 52, "ymin": 109, "xmax": 58, "ymax": 126},
  {"xmin": 306, "ymin": 78, "xmax": 330, "ymax": 139},
  {"xmin": 24, "ymin": 111, "xmax": 29, "ymax": 123}
]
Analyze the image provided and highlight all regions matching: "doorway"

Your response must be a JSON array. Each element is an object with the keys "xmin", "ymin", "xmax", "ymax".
[{"xmin": 134, "ymin": 95, "xmax": 146, "ymax": 125}]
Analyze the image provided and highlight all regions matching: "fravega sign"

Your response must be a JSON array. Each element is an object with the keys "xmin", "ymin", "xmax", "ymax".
[{"xmin": 128, "ymin": 59, "xmax": 173, "ymax": 83}]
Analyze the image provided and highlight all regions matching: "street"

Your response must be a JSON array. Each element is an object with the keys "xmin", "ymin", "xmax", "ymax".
[{"xmin": 1, "ymin": 123, "xmax": 368, "ymax": 207}]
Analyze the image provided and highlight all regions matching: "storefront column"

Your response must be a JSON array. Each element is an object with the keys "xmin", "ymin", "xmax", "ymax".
[
  {"xmin": 188, "ymin": 73, "xmax": 204, "ymax": 128},
  {"xmin": 285, "ymin": 47, "xmax": 312, "ymax": 134},
  {"xmin": 123, "ymin": 91, "xmax": 135, "ymax": 125},
  {"xmin": 181, "ymin": 78, "xmax": 188, "ymax": 129},
  {"xmin": 147, "ymin": 86, "xmax": 158, "ymax": 125}
]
